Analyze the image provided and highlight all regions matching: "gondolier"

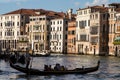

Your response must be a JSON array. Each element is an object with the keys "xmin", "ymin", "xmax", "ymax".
[{"xmin": 25, "ymin": 48, "xmax": 31, "ymax": 69}]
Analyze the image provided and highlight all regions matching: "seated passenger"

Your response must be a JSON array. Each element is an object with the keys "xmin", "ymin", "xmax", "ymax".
[
  {"xmin": 61, "ymin": 65, "xmax": 68, "ymax": 71},
  {"xmin": 48, "ymin": 65, "xmax": 53, "ymax": 71},
  {"xmin": 44, "ymin": 65, "xmax": 49, "ymax": 71},
  {"xmin": 54, "ymin": 63, "xmax": 61, "ymax": 71},
  {"xmin": 60, "ymin": 66, "xmax": 65, "ymax": 71}
]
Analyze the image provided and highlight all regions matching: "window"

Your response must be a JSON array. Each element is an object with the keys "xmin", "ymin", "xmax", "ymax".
[
  {"xmin": 57, "ymin": 21, "xmax": 59, "ymax": 24},
  {"xmin": 79, "ymin": 20, "xmax": 86, "ymax": 28},
  {"xmin": 66, "ymin": 27, "xmax": 68, "ymax": 31},
  {"xmin": 79, "ymin": 11, "xmax": 82, "ymax": 15},
  {"xmin": 47, "ymin": 25, "xmax": 49, "ymax": 31},
  {"xmin": 30, "ymin": 19, "xmax": 32, "ymax": 21},
  {"xmin": 43, "ymin": 35, "xmax": 44, "ymax": 40},
  {"xmin": 20, "ymin": 32, "xmax": 23, "ymax": 35},
  {"xmin": 103, "ymin": 14, "xmax": 106, "ymax": 20},
  {"xmin": 0, "ymin": 32, "xmax": 1, "ymax": 36},
  {"xmin": 53, "ymin": 21, "xmax": 55, "ymax": 25},
  {"xmin": 90, "ymin": 27, "xmax": 98, "ymax": 34},
  {"xmin": 13, "ymin": 32, "xmax": 14, "ymax": 36},
  {"xmin": 35, "ymin": 35, "xmax": 39, "ymax": 40},
  {"xmin": 36, "ymin": 44, "xmax": 38, "ymax": 50},
  {"xmin": 72, "ymin": 31, "xmax": 75, "ymax": 35},
  {"xmin": 53, "ymin": 27, "xmax": 55, "ymax": 31},
  {"xmin": 17, "ymin": 22, "xmax": 19, "ymax": 26},
  {"xmin": 95, "ymin": 14, "xmax": 98, "ymax": 19},
  {"xmin": 21, "ymin": 22, "xmax": 23, "ymax": 26},
  {"xmin": 33, "ymin": 18, "xmax": 36, "ymax": 21},
  {"xmin": 88, "ymin": 20, "xmax": 90, "ymax": 26},
  {"xmin": 80, "ymin": 35, "xmax": 86, "ymax": 41},
  {"xmin": 60, "ymin": 34, "xmax": 61, "ymax": 39},
  {"xmin": 60, "ymin": 21, "xmax": 62, "ymax": 24},
  {"xmin": 33, "ymin": 25, "xmax": 39, "ymax": 30},
  {"xmin": 65, "ymin": 21, "xmax": 68, "ymax": 25},
  {"xmin": 1, "ymin": 23, "xmax": 2, "ymax": 26},
  {"xmin": 58, "ymin": 27, "xmax": 59, "ymax": 31},
  {"xmin": 111, "ymin": 14, "xmax": 113, "ymax": 18},
  {"xmin": 91, "ymin": 37, "xmax": 98, "ymax": 43},
  {"xmin": 65, "ymin": 35, "xmax": 67, "ymax": 39},
  {"xmin": 13, "ymin": 22, "xmax": 14, "ymax": 26},
  {"xmin": 90, "ymin": 15, "xmax": 92, "ymax": 19},
  {"xmin": 43, "ymin": 25, "xmax": 45, "ymax": 30},
  {"xmin": 76, "ymin": 21, "xmax": 78, "ymax": 27},
  {"xmin": 51, "ymin": 22, "xmax": 52, "ymax": 25},
  {"xmin": 1, "ymin": 17, "xmax": 2, "ymax": 20},
  {"xmin": 39, "ymin": 18, "xmax": 42, "ymax": 20},
  {"xmin": 60, "ymin": 27, "xmax": 62, "ymax": 31},
  {"xmin": 59, "ymin": 42, "xmax": 61, "ymax": 46},
  {"xmin": 114, "ymin": 24, "xmax": 115, "ymax": 33},
  {"xmin": 17, "ymin": 31, "xmax": 19, "ymax": 36}
]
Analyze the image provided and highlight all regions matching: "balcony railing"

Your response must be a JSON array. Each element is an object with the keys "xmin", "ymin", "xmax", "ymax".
[
  {"xmin": 113, "ymin": 41, "xmax": 120, "ymax": 45},
  {"xmin": 90, "ymin": 42, "xmax": 97, "ymax": 45},
  {"xmin": 90, "ymin": 26, "xmax": 98, "ymax": 35},
  {"xmin": 18, "ymin": 40, "xmax": 28, "ymax": 43}
]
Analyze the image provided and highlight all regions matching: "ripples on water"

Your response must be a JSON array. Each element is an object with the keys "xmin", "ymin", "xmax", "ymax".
[{"xmin": 0, "ymin": 55, "xmax": 120, "ymax": 80}]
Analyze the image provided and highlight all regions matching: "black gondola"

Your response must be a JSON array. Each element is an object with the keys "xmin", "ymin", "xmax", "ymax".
[{"xmin": 10, "ymin": 61, "xmax": 100, "ymax": 75}]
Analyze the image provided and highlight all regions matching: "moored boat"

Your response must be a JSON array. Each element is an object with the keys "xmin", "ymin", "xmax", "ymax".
[
  {"xmin": 10, "ymin": 61, "xmax": 100, "ymax": 75},
  {"xmin": 31, "ymin": 50, "xmax": 50, "ymax": 57}
]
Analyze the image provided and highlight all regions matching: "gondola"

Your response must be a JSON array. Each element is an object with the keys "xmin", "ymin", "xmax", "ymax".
[
  {"xmin": 30, "ymin": 51, "xmax": 51, "ymax": 57},
  {"xmin": 30, "ymin": 53, "xmax": 50, "ymax": 57},
  {"xmin": 10, "ymin": 61, "xmax": 100, "ymax": 75},
  {"xmin": 0, "ymin": 70, "xmax": 2, "ymax": 72}
]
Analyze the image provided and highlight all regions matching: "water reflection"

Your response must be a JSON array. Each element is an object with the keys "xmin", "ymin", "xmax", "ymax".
[{"xmin": 0, "ymin": 55, "xmax": 120, "ymax": 80}]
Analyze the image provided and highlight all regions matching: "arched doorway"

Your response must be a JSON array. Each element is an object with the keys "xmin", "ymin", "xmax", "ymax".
[
  {"xmin": 94, "ymin": 46, "xmax": 96, "ymax": 55},
  {"xmin": 115, "ymin": 47, "xmax": 118, "ymax": 56}
]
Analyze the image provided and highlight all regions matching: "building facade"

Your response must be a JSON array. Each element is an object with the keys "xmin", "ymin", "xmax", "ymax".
[
  {"xmin": 67, "ymin": 20, "xmax": 76, "ymax": 54},
  {"xmin": 113, "ymin": 10, "xmax": 120, "ymax": 57},
  {"xmin": 76, "ymin": 5, "xmax": 109, "ymax": 55},
  {"xmin": 76, "ymin": 7, "xmax": 91, "ymax": 54},
  {"xmin": 0, "ymin": 9, "xmax": 31, "ymax": 51},
  {"xmin": 50, "ymin": 18, "xmax": 68, "ymax": 53},
  {"xmin": 26, "ymin": 15, "xmax": 50, "ymax": 52},
  {"xmin": 108, "ymin": 3, "xmax": 120, "ymax": 56},
  {"xmin": 90, "ymin": 6, "xmax": 109, "ymax": 55}
]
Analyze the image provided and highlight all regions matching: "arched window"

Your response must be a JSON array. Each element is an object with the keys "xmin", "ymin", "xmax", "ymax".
[{"xmin": 36, "ymin": 44, "xmax": 38, "ymax": 50}]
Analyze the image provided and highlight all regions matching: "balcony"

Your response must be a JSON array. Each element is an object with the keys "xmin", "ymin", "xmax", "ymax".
[
  {"xmin": 90, "ymin": 42, "xmax": 97, "ymax": 45},
  {"xmin": 113, "ymin": 37, "xmax": 120, "ymax": 45},
  {"xmin": 90, "ymin": 37, "xmax": 98, "ymax": 45},
  {"xmin": 113, "ymin": 41, "xmax": 120, "ymax": 45},
  {"xmin": 18, "ymin": 35, "xmax": 28, "ymax": 43},
  {"xmin": 90, "ymin": 26, "xmax": 98, "ymax": 35}
]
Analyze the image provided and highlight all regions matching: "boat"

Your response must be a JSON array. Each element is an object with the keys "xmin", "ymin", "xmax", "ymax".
[
  {"xmin": 31, "ymin": 50, "xmax": 50, "ymax": 57},
  {"xmin": 10, "ymin": 61, "xmax": 100, "ymax": 75},
  {"xmin": 0, "ymin": 70, "xmax": 2, "ymax": 72}
]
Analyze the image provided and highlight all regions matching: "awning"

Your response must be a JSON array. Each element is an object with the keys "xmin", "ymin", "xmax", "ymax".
[{"xmin": 114, "ymin": 37, "xmax": 120, "ymax": 41}]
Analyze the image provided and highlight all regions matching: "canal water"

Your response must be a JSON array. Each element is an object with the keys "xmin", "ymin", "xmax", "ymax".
[{"xmin": 0, "ymin": 54, "xmax": 120, "ymax": 80}]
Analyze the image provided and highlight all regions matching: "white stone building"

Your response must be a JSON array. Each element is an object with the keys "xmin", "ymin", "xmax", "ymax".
[
  {"xmin": 0, "ymin": 9, "xmax": 30, "ymax": 51},
  {"xmin": 76, "ymin": 7, "xmax": 91, "ymax": 54},
  {"xmin": 26, "ymin": 15, "xmax": 50, "ymax": 52},
  {"xmin": 50, "ymin": 18, "xmax": 68, "ymax": 53}
]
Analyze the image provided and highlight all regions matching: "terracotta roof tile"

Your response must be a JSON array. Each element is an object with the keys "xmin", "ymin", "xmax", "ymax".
[
  {"xmin": 77, "ymin": 5, "xmax": 108, "ymax": 13},
  {"xmin": 92, "ymin": 6, "xmax": 108, "ymax": 13},
  {"xmin": 116, "ymin": 8, "xmax": 120, "ymax": 12},
  {"xmin": 3, "ymin": 8, "xmax": 76, "ymax": 20},
  {"xmin": 3, "ymin": 9, "xmax": 37, "ymax": 15}
]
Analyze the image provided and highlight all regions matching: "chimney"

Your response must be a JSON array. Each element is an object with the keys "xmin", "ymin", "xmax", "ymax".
[
  {"xmin": 67, "ymin": 8, "xmax": 73, "ymax": 20},
  {"xmin": 102, "ymin": 4, "xmax": 105, "ymax": 7}
]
